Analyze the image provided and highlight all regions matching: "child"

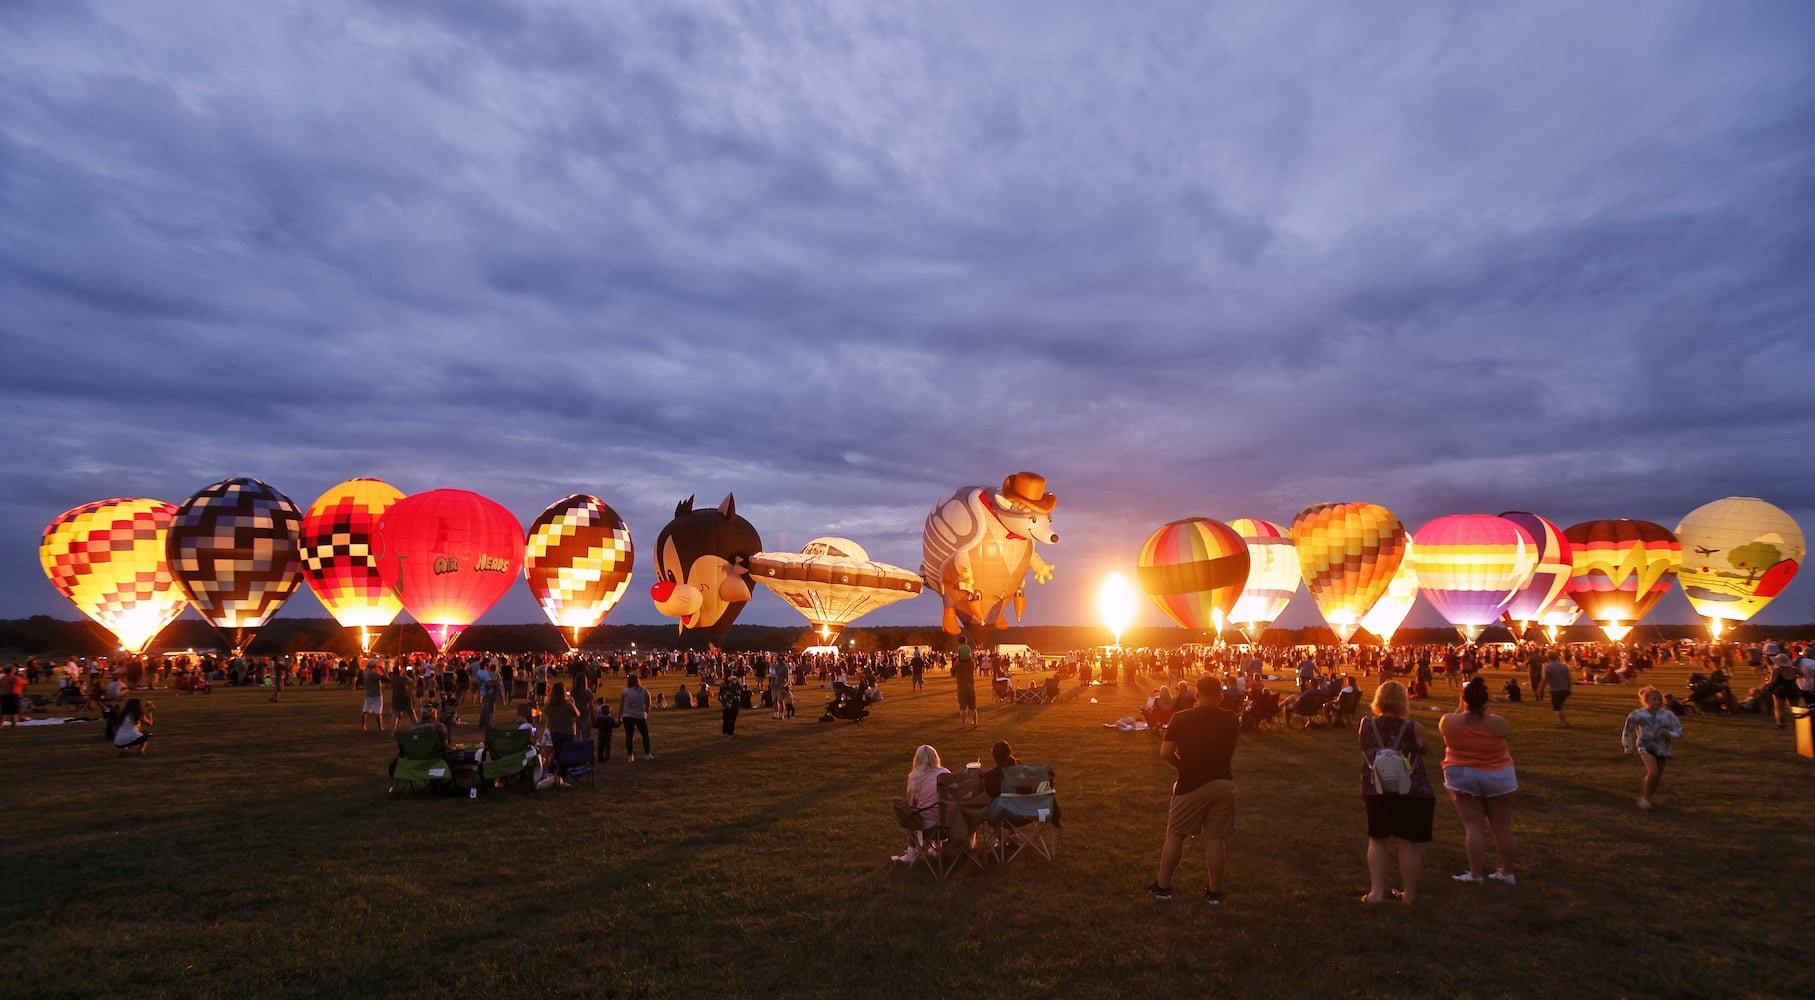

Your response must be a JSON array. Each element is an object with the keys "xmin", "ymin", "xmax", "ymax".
[{"xmin": 1621, "ymin": 685, "xmax": 1683, "ymax": 810}]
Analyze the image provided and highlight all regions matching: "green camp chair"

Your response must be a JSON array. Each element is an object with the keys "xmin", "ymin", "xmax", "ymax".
[
  {"xmin": 986, "ymin": 764, "xmax": 1060, "ymax": 862},
  {"xmin": 480, "ymin": 728, "xmax": 539, "ymax": 793},
  {"xmin": 388, "ymin": 730, "xmax": 452, "ymax": 796}
]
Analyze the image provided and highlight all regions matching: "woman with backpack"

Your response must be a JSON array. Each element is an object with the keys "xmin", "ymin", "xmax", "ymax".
[
  {"xmin": 1439, "ymin": 678, "xmax": 1518, "ymax": 885},
  {"xmin": 1357, "ymin": 680, "xmax": 1433, "ymax": 904}
]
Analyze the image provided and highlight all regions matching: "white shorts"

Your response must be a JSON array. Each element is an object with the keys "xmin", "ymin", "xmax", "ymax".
[
  {"xmin": 362, "ymin": 696, "xmax": 383, "ymax": 713},
  {"xmin": 1444, "ymin": 764, "xmax": 1518, "ymax": 799}
]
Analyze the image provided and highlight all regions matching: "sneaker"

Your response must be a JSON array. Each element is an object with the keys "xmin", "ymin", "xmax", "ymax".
[
  {"xmin": 1145, "ymin": 882, "xmax": 1173, "ymax": 900},
  {"xmin": 1452, "ymin": 873, "xmax": 1484, "ymax": 884},
  {"xmin": 628, "ymin": 754, "xmax": 636, "ymax": 762},
  {"xmin": 1636, "ymin": 798, "xmax": 1652, "ymax": 810},
  {"xmin": 643, "ymin": 752, "xmax": 655, "ymax": 760},
  {"xmin": 1204, "ymin": 889, "xmax": 1223, "ymax": 905},
  {"xmin": 1489, "ymin": 872, "xmax": 1517, "ymax": 886},
  {"xmin": 893, "ymin": 848, "xmax": 919, "ymax": 865}
]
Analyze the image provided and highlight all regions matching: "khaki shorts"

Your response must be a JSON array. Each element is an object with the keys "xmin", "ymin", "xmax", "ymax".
[{"xmin": 1166, "ymin": 779, "xmax": 1236, "ymax": 840}]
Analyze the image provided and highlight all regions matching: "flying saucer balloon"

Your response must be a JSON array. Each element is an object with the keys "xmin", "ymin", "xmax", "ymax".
[
  {"xmin": 524, "ymin": 494, "xmax": 635, "ymax": 649},
  {"xmin": 167, "ymin": 477, "xmax": 306, "ymax": 652},
  {"xmin": 1412, "ymin": 514, "xmax": 1539, "ymax": 642},
  {"xmin": 1136, "ymin": 518, "xmax": 1250, "ymax": 632},
  {"xmin": 1496, "ymin": 512, "xmax": 1574, "ymax": 637},
  {"xmin": 1293, "ymin": 502, "xmax": 1409, "ymax": 643},
  {"xmin": 375, "ymin": 489, "xmax": 526, "ymax": 652},
  {"xmin": 750, "ymin": 536, "xmax": 922, "ymax": 643},
  {"xmin": 1225, "ymin": 518, "xmax": 1299, "ymax": 636},
  {"xmin": 41, "ymin": 498, "xmax": 190, "ymax": 654},
  {"xmin": 301, "ymin": 479, "xmax": 405, "ymax": 644},
  {"xmin": 1562, "ymin": 519, "xmax": 1682, "ymax": 642},
  {"xmin": 1359, "ymin": 541, "xmax": 1419, "ymax": 646},
  {"xmin": 1674, "ymin": 497, "xmax": 1804, "ymax": 637}
]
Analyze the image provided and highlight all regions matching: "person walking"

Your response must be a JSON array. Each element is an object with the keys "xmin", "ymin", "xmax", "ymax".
[
  {"xmin": 719, "ymin": 671, "xmax": 745, "ymax": 737},
  {"xmin": 359, "ymin": 659, "xmax": 385, "ymax": 732},
  {"xmin": 1148, "ymin": 676, "xmax": 1240, "ymax": 905},
  {"xmin": 953, "ymin": 635, "xmax": 978, "ymax": 730},
  {"xmin": 1358, "ymin": 680, "xmax": 1435, "ymax": 904},
  {"xmin": 1622, "ymin": 685, "xmax": 1683, "ymax": 810},
  {"xmin": 1439, "ymin": 678, "xmax": 1518, "ymax": 885},
  {"xmin": 619, "ymin": 673, "xmax": 652, "ymax": 761},
  {"xmin": 1767, "ymin": 653, "xmax": 1803, "ymax": 729},
  {"xmin": 1540, "ymin": 652, "xmax": 1573, "ymax": 728}
]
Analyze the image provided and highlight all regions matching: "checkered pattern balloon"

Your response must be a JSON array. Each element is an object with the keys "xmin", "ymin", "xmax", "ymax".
[
  {"xmin": 1136, "ymin": 518, "xmax": 1251, "ymax": 631},
  {"xmin": 41, "ymin": 498, "xmax": 190, "ymax": 653},
  {"xmin": 167, "ymin": 477, "xmax": 305, "ymax": 650},
  {"xmin": 524, "ymin": 494, "xmax": 635, "ymax": 641},
  {"xmin": 1292, "ymin": 502, "xmax": 1408, "ymax": 642},
  {"xmin": 302, "ymin": 478, "xmax": 405, "ymax": 628}
]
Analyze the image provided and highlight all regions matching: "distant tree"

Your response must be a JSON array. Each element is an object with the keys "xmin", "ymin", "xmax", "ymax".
[{"xmin": 1727, "ymin": 541, "xmax": 1782, "ymax": 582}]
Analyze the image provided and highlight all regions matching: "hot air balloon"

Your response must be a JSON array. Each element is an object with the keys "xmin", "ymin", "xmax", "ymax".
[
  {"xmin": 524, "ymin": 494, "xmax": 635, "ymax": 649},
  {"xmin": 166, "ymin": 478, "xmax": 305, "ymax": 653},
  {"xmin": 375, "ymin": 489, "xmax": 526, "ymax": 652},
  {"xmin": 649, "ymin": 494, "xmax": 763, "ymax": 635},
  {"xmin": 1538, "ymin": 593, "xmax": 1581, "ymax": 644},
  {"xmin": 1226, "ymin": 518, "xmax": 1300, "ymax": 640},
  {"xmin": 1674, "ymin": 497, "xmax": 1805, "ymax": 639},
  {"xmin": 1496, "ymin": 512, "xmax": 1574, "ymax": 640},
  {"xmin": 750, "ymin": 537, "xmax": 922, "ymax": 644},
  {"xmin": 40, "ymin": 499, "xmax": 190, "ymax": 654},
  {"xmin": 921, "ymin": 473, "xmax": 1058, "ymax": 634},
  {"xmin": 1135, "ymin": 518, "xmax": 1250, "ymax": 633},
  {"xmin": 1293, "ymin": 502, "xmax": 1409, "ymax": 643},
  {"xmin": 1359, "ymin": 541, "xmax": 1419, "ymax": 646},
  {"xmin": 1412, "ymin": 515, "xmax": 1539, "ymax": 643},
  {"xmin": 301, "ymin": 478, "xmax": 405, "ymax": 652},
  {"xmin": 1561, "ymin": 519, "xmax": 1682, "ymax": 642}
]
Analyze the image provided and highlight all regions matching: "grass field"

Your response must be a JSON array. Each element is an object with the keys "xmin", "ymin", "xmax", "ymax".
[{"xmin": 3, "ymin": 662, "xmax": 1811, "ymax": 999}]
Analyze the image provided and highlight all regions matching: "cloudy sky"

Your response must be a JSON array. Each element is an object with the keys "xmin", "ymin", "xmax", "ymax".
[{"xmin": 5, "ymin": 0, "xmax": 1814, "ymax": 638}]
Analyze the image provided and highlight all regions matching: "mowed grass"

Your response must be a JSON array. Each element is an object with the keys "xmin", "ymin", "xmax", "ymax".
[{"xmin": 3, "ymin": 662, "xmax": 1812, "ymax": 1000}]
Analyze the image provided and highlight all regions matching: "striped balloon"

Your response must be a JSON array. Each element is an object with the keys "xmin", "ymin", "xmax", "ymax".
[
  {"xmin": 1359, "ymin": 541, "xmax": 1419, "ymax": 645},
  {"xmin": 1412, "ymin": 515, "xmax": 1539, "ymax": 642},
  {"xmin": 1497, "ymin": 512, "xmax": 1574, "ymax": 630},
  {"xmin": 1292, "ymin": 502, "xmax": 1408, "ymax": 643},
  {"xmin": 1562, "ymin": 519, "xmax": 1682, "ymax": 642},
  {"xmin": 1225, "ymin": 518, "xmax": 1300, "ymax": 633},
  {"xmin": 1136, "ymin": 518, "xmax": 1250, "ymax": 632},
  {"xmin": 41, "ymin": 498, "xmax": 190, "ymax": 654}
]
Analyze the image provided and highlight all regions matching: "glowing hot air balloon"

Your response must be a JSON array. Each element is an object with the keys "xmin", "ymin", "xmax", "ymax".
[
  {"xmin": 41, "ymin": 499, "xmax": 190, "ymax": 654},
  {"xmin": 1136, "ymin": 518, "xmax": 1250, "ymax": 633},
  {"xmin": 1226, "ymin": 518, "xmax": 1300, "ymax": 640},
  {"xmin": 301, "ymin": 478, "xmax": 405, "ymax": 651},
  {"xmin": 524, "ymin": 494, "xmax": 636, "ymax": 650},
  {"xmin": 1496, "ymin": 512, "xmax": 1573, "ymax": 640},
  {"xmin": 167, "ymin": 478, "xmax": 305, "ymax": 653},
  {"xmin": 376, "ymin": 489, "xmax": 526, "ymax": 652},
  {"xmin": 750, "ymin": 537, "xmax": 922, "ymax": 644},
  {"xmin": 1538, "ymin": 593, "xmax": 1581, "ymax": 644},
  {"xmin": 1359, "ymin": 541, "xmax": 1419, "ymax": 646},
  {"xmin": 1562, "ymin": 519, "xmax": 1681, "ymax": 643},
  {"xmin": 1412, "ymin": 514, "xmax": 1539, "ymax": 643},
  {"xmin": 1674, "ymin": 497, "xmax": 1804, "ymax": 639},
  {"xmin": 1293, "ymin": 503, "xmax": 1408, "ymax": 643}
]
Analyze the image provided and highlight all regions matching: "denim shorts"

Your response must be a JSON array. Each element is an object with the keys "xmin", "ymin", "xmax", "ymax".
[{"xmin": 1443, "ymin": 764, "xmax": 1518, "ymax": 798}]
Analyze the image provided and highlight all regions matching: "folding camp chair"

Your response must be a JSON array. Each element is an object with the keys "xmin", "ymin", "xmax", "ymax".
[
  {"xmin": 554, "ymin": 737, "xmax": 596, "ymax": 788},
  {"xmin": 936, "ymin": 770, "xmax": 991, "ymax": 872},
  {"xmin": 388, "ymin": 730, "xmax": 453, "ymax": 796},
  {"xmin": 1323, "ymin": 689, "xmax": 1362, "ymax": 728},
  {"xmin": 1015, "ymin": 681, "xmax": 1047, "ymax": 704},
  {"xmin": 986, "ymin": 764, "xmax": 1060, "ymax": 863},
  {"xmin": 993, "ymin": 676, "xmax": 1015, "ymax": 704},
  {"xmin": 891, "ymin": 798, "xmax": 960, "ymax": 880},
  {"xmin": 480, "ymin": 728, "xmax": 540, "ymax": 793}
]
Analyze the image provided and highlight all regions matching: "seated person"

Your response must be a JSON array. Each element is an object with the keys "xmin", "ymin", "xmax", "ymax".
[
  {"xmin": 1500, "ymin": 678, "xmax": 1523, "ymax": 703},
  {"xmin": 1171, "ymin": 682, "xmax": 1195, "ymax": 712},
  {"xmin": 674, "ymin": 684, "xmax": 693, "ymax": 709},
  {"xmin": 402, "ymin": 712, "xmax": 452, "ymax": 754},
  {"xmin": 1663, "ymin": 692, "xmax": 1692, "ymax": 716},
  {"xmin": 983, "ymin": 740, "xmax": 1019, "ymax": 799}
]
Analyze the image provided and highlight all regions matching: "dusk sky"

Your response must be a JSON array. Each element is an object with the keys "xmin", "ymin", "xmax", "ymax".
[{"xmin": 6, "ymin": 1, "xmax": 1814, "ymax": 639}]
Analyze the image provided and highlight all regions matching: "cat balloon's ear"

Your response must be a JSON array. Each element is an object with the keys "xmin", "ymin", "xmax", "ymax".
[
  {"xmin": 675, "ymin": 495, "xmax": 695, "ymax": 518},
  {"xmin": 718, "ymin": 494, "xmax": 735, "ymax": 519}
]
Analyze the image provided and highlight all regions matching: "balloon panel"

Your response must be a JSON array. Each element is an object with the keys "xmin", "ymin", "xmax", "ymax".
[
  {"xmin": 1359, "ymin": 541, "xmax": 1419, "ymax": 644},
  {"xmin": 301, "ymin": 478, "xmax": 405, "ymax": 629},
  {"xmin": 40, "ymin": 498, "xmax": 189, "ymax": 653},
  {"xmin": 1497, "ymin": 512, "xmax": 1573, "ymax": 623},
  {"xmin": 1674, "ymin": 497, "xmax": 1805, "ymax": 624},
  {"xmin": 524, "ymin": 494, "xmax": 635, "ymax": 631},
  {"xmin": 1292, "ymin": 502, "xmax": 1408, "ymax": 632},
  {"xmin": 1136, "ymin": 518, "xmax": 1250, "ymax": 631},
  {"xmin": 167, "ymin": 478, "xmax": 305, "ymax": 637},
  {"xmin": 1411, "ymin": 514, "xmax": 1538, "ymax": 629},
  {"xmin": 376, "ymin": 489, "xmax": 526, "ymax": 649},
  {"xmin": 1226, "ymin": 517, "xmax": 1299, "ymax": 627},
  {"xmin": 1561, "ymin": 519, "xmax": 1681, "ymax": 628}
]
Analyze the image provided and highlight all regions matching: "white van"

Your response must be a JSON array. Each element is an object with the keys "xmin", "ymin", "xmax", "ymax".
[{"xmin": 991, "ymin": 643, "xmax": 1041, "ymax": 670}]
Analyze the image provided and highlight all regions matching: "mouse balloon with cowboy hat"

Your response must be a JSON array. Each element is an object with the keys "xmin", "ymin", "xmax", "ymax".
[{"xmin": 920, "ymin": 471, "xmax": 1058, "ymax": 635}]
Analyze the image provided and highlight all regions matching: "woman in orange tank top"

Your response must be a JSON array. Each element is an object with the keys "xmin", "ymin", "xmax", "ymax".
[{"xmin": 1438, "ymin": 678, "xmax": 1517, "ymax": 886}]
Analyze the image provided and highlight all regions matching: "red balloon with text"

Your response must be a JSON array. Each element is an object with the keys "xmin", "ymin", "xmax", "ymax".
[{"xmin": 375, "ymin": 489, "xmax": 526, "ymax": 652}]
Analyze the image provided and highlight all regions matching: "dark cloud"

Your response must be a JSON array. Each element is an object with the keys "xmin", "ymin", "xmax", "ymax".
[{"xmin": 4, "ymin": 0, "xmax": 1814, "ymax": 636}]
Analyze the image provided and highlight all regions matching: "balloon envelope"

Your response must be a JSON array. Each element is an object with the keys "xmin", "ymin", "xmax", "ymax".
[
  {"xmin": 750, "ymin": 536, "xmax": 922, "ymax": 640},
  {"xmin": 524, "ymin": 494, "xmax": 635, "ymax": 646},
  {"xmin": 1674, "ymin": 497, "xmax": 1804, "ymax": 627},
  {"xmin": 376, "ymin": 489, "xmax": 526, "ymax": 652},
  {"xmin": 167, "ymin": 477, "xmax": 305, "ymax": 652},
  {"xmin": 1293, "ymin": 502, "xmax": 1409, "ymax": 643},
  {"xmin": 301, "ymin": 478, "xmax": 405, "ymax": 630},
  {"xmin": 1136, "ymin": 518, "xmax": 1250, "ymax": 632},
  {"xmin": 1497, "ymin": 512, "xmax": 1574, "ymax": 627},
  {"xmin": 1562, "ymin": 519, "xmax": 1682, "ymax": 642},
  {"xmin": 1359, "ymin": 541, "xmax": 1419, "ymax": 645},
  {"xmin": 41, "ymin": 498, "xmax": 190, "ymax": 654},
  {"xmin": 1412, "ymin": 514, "xmax": 1538, "ymax": 641},
  {"xmin": 1225, "ymin": 518, "xmax": 1299, "ymax": 632}
]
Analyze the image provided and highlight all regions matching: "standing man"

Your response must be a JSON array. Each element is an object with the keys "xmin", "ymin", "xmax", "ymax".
[
  {"xmin": 359, "ymin": 658, "xmax": 385, "ymax": 732},
  {"xmin": 719, "ymin": 670, "xmax": 745, "ymax": 737},
  {"xmin": 390, "ymin": 662, "xmax": 416, "ymax": 732},
  {"xmin": 620, "ymin": 673, "xmax": 652, "ymax": 761},
  {"xmin": 1149, "ymin": 675, "xmax": 1241, "ymax": 904},
  {"xmin": 474, "ymin": 658, "xmax": 500, "ymax": 732},
  {"xmin": 953, "ymin": 634, "xmax": 978, "ymax": 730},
  {"xmin": 1541, "ymin": 651, "xmax": 1573, "ymax": 728},
  {"xmin": 0, "ymin": 666, "xmax": 25, "ymax": 729},
  {"xmin": 911, "ymin": 651, "xmax": 925, "ymax": 692}
]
